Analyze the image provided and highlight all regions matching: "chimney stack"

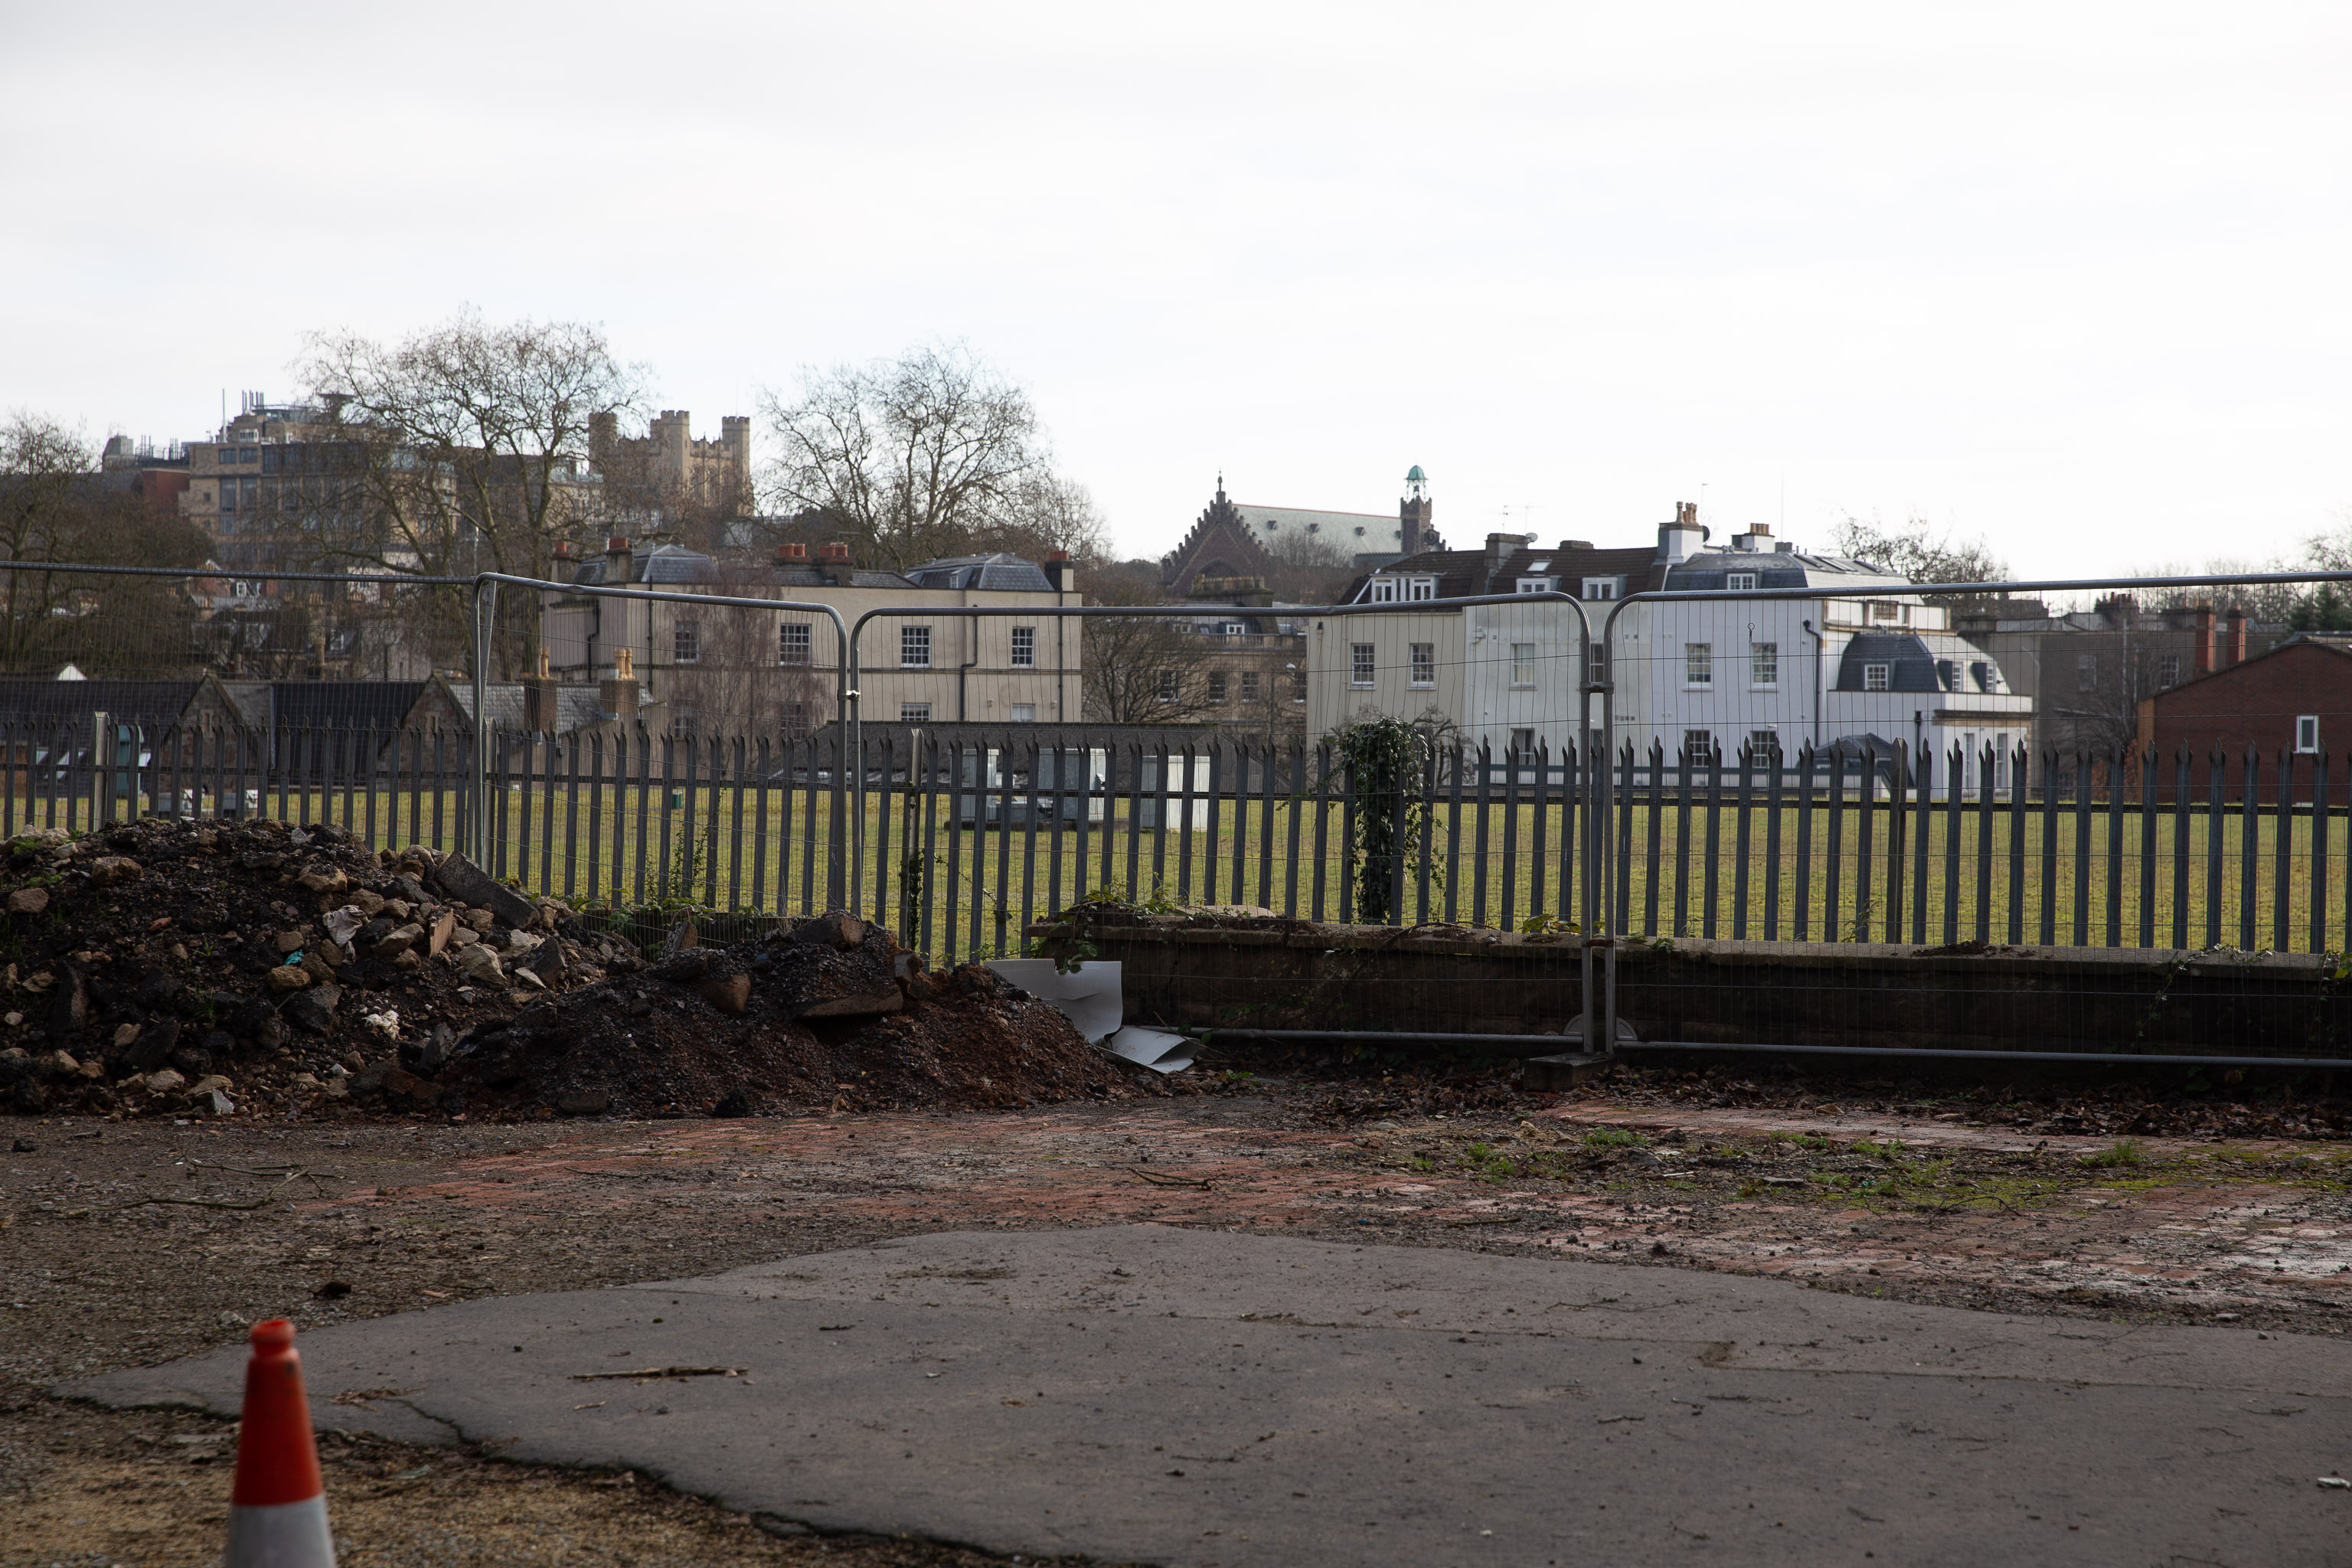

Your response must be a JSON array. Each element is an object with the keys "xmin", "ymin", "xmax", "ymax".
[
  {"xmin": 2226, "ymin": 606, "xmax": 2248, "ymax": 668},
  {"xmin": 1484, "ymin": 532, "xmax": 1528, "ymax": 583},
  {"xmin": 524, "ymin": 646, "xmax": 559, "ymax": 733},
  {"xmin": 816, "ymin": 540, "xmax": 853, "ymax": 585},
  {"xmin": 605, "ymin": 535, "xmax": 633, "ymax": 585},
  {"xmin": 775, "ymin": 541, "xmax": 808, "ymax": 565},
  {"xmin": 1044, "ymin": 547, "xmax": 1073, "ymax": 592},
  {"xmin": 1657, "ymin": 501, "xmax": 1705, "ymax": 566},
  {"xmin": 2194, "ymin": 603, "xmax": 2215, "ymax": 675},
  {"xmin": 599, "ymin": 645, "xmax": 639, "ymax": 721}
]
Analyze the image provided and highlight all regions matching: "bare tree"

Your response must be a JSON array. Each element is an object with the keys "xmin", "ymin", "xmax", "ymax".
[
  {"xmin": 293, "ymin": 313, "xmax": 643, "ymax": 673},
  {"xmin": 761, "ymin": 343, "xmax": 1076, "ymax": 572},
  {"xmin": 660, "ymin": 563, "xmax": 831, "ymax": 743},
  {"xmin": 0, "ymin": 413, "xmax": 211, "ymax": 675},
  {"xmin": 1833, "ymin": 513, "xmax": 2009, "ymax": 590},
  {"xmin": 1257, "ymin": 524, "xmax": 1357, "ymax": 603}
]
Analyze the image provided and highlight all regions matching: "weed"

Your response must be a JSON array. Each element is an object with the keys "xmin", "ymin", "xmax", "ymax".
[
  {"xmin": 1851, "ymin": 1138, "xmax": 1907, "ymax": 1162},
  {"xmin": 2079, "ymin": 1138, "xmax": 2145, "ymax": 1169},
  {"xmin": 1583, "ymin": 1128, "xmax": 1650, "ymax": 1152}
]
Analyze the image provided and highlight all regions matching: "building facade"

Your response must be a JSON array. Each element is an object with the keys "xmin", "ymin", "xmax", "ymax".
[
  {"xmin": 1309, "ymin": 506, "xmax": 2034, "ymax": 786},
  {"xmin": 540, "ymin": 540, "xmax": 1082, "ymax": 738},
  {"xmin": 1958, "ymin": 596, "xmax": 2285, "ymax": 763},
  {"xmin": 2136, "ymin": 636, "xmax": 2352, "ymax": 801}
]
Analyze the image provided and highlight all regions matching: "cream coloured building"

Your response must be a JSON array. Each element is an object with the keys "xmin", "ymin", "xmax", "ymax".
[{"xmin": 540, "ymin": 539, "xmax": 1082, "ymax": 738}]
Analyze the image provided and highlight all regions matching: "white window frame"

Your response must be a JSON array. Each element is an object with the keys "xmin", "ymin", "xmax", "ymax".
[
  {"xmin": 1410, "ymin": 642, "xmax": 1436, "ymax": 688},
  {"xmin": 778, "ymin": 621, "xmax": 811, "ymax": 666},
  {"xmin": 899, "ymin": 702, "xmax": 931, "ymax": 723},
  {"xmin": 900, "ymin": 624, "xmax": 932, "ymax": 668},
  {"xmin": 1156, "ymin": 669, "xmax": 1179, "ymax": 702},
  {"xmin": 2158, "ymin": 653, "xmax": 2181, "ymax": 688},
  {"xmin": 1515, "ymin": 577, "xmax": 1558, "ymax": 595},
  {"xmin": 1510, "ymin": 642, "xmax": 1536, "ymax": 687},
  {"xmin": 1746, "ymin": 728, "xmax": 1779, "ymax": 760},
  {"xmin": 1010, "ymin": 625, "xmax": 1035, "ymax": 667},
  {"xmin": 1750, "ymin": 641, "xmax": 1778, "ymax": 688},
  {"xmin": 1369, "ymin": 577, "xmax": 1403, "ymax": 604},
  {"xmin": 1010, "ymin": 702, "xmax": 1036, "ymax": 723},
  {"xmin": 1583, "ymin": 577, "xmax": 1620, "ymax": 601},
  {"xmin": 1725, "ymin": 572, "xmax": 1759, "ymax": 593},
  {"xmin": 2297, "ymin": 714, "xmax": 2321, "ymax": 754},
  {"xmin": 1406, "ymin": 576, "xmax": 1437, "ymax": 601},
  {"xmin": 1864, "ymin": 662, "xmax": 1890, "ymax": 692},
  {"xmin": 1350, "ymin": 643, "xmax": 1376, "ymax": 686},
  {"xmin": 1684, "ymin": 642, "xmax": 1713, "ymax": 688},
  {"xmin": 672, "ymin": 620, "xmax": 701, "ymax": 664},
  {"xmin": 1207, "ymin": 671, "xmax": 1229, "ymax": 704},
  {"xmin": 1240, "ymin": 670, "xmax": 1260, "ymax": 701},
  {"xmin": 1682, "ymin": 729, "xmax": 1715, "ymax": 762}
]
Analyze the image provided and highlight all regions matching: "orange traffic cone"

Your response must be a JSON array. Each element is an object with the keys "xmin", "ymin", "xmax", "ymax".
[{"xmin": 225, "ymin": 1318, "xmax": 338, "ymax": 1566}]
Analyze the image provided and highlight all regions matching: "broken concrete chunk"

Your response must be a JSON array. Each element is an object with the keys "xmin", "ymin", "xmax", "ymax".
[
  {"xmin": 122, "ymin": 1017, "xmax": 178, "ymax": 1073},
  {"xmin": 456, "ymin": 943, "xmax": 506, "ymax": 983},
  {"xmin": 285, "ymin": 986, "xmax": 341, "ymax": 1035},
  {"xmin": 275, "ymin": 930, "xmax": 308, "ymax": 954},
  {"xmin": 296, "ymin": 865, "xmax": 348, "ymax": 896},
  {"xmin": 6, "ymin": 886, "xmax": 48, "ymax": 916},
  {"xmin": 87, "ymin": 856, "xmax": 142, "ymax": 887},
  {"xmin": 266, "ymin": 964, "xmax": 312, "ymax": 991},
  {"xmin": 796, "ymin": 912, "xmax": 867, "ymax": 949},
  {"xmin": 426, "ymin": 854, "xmax": 537, "ymax": 929},
  {"xmin": 371, "ymin": 923, "xmax": 424, "ymax": 959},
  {"xmin": 142, "ymin": 1067, "xmax": 186, "ymax": 1094},
  {"xmin": 427, "ymin": 910, "xmax": 458, "ymax": 957}
]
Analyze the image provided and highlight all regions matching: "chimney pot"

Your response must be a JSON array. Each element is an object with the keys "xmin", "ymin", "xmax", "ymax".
[
  {"xmin": 818, "ymin": 541, "xmax": 851, "ymax": 562},
  {"xmin": 776, "ymin": 542, "xmax": 808, "ymax": 562}
]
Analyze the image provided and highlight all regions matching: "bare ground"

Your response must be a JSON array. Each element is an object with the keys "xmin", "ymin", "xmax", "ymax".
[{"xmin": 5, "ymin": 1063, "xmax": 2348, "ymax": 1564}]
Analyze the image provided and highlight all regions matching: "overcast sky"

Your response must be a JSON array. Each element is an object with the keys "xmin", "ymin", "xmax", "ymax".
[{"xmin": 4, "ymin": 2, "xmax": 2346, "ymax": 580}]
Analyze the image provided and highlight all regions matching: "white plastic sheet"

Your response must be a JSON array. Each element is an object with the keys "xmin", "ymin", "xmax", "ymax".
[{"xmin": 985, "ymin": 959, "xmax": 1195, "ymax": 1074}]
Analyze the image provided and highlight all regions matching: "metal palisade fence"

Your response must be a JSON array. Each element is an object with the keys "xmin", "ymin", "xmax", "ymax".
[{"xmin": 11, "ymin": 560, "xmax": 2352, "ymax": 1057}]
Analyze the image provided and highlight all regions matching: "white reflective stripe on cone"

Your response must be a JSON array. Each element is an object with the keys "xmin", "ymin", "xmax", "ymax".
[{"xmin": 226, "ymin": 1495, "xmax": 337, "ymax": 1567}]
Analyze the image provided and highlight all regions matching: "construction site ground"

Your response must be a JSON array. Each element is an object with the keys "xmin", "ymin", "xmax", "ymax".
[{"xmin": 5, "ymin": 1067, "xmax": 2350, "ymax": 1564}]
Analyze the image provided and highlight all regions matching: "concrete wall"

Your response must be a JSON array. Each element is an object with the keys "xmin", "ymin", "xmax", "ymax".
[{"xmin": 1040, "ymin": 914, "xmax": 2352, "ymax": 1060}]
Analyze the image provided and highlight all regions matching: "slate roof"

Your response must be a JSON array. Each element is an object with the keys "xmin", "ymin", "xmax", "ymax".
[
  {"xmin": 1341, "ymin": 540, "xmax": 1668, "ymax": 603},
  {"xmin": 1832, "ymin": 632, "xmax": 2011, "ymax": 694},
  {"xmin": 903, "ymin": 554, "xmax": 1054, "ymax": 592},
  {"xmin": 447, "ymin": 682, "xmax": 616, "ymax": 733},
  {"xmin": 0, "ymin": 679, "xmax": 206, "ymax": 729}
]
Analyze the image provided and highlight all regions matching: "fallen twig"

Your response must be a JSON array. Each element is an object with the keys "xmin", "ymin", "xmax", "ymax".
[
  {"xmin": 71, "ymin": 1171, "xmax": 306, "ymax": 1215},
  {"xmin": 1129, "ymin": 1168, "xmax": 1210, "ymax": 1188},
  {"xmin": 570, "ymin": 1366, "xmax": 743, "ymax": 1381}
]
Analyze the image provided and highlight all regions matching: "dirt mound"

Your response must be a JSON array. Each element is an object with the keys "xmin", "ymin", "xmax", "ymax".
[{"xmin": 0, "ymin": 818, "xmax": 1131, "ymax": 1122}]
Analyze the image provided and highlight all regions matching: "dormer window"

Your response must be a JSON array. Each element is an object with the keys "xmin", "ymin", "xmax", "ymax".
[
  {"xmin": 1582, "ymin": 577, "xmax": 1622, "ymax": 601},
  {"xmin": 1515, "ymin": 577, "xmax": 1558, "ymax": 595},
  {"xmin": 1725, "ymin": 572, "xmax": 1758, "ymax": 593},
  {"xmin": 1370, "ymin": 575, "xmax": 1438, "ymax": 603}
]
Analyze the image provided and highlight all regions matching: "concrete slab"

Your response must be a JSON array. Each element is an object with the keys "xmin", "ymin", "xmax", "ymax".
[{"xmin": 72, "ymin": 1226, "xmax": 2352, "ymax": 1566}]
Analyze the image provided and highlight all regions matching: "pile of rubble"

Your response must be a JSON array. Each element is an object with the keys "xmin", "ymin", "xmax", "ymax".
[{"xmin": 0, "ymin": 818, "xmax": 1126, "ymax": 1121}]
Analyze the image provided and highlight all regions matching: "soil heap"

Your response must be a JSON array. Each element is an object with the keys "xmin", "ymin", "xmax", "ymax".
[{"xmin": 0, "ymin": 818, "xmax": 1125, "ymax": 1121}]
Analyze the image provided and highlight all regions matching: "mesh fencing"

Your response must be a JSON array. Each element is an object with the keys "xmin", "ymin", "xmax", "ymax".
[{"xmin": 10, "ymin": 561, "xmax": 2352, "ymax": 1063}]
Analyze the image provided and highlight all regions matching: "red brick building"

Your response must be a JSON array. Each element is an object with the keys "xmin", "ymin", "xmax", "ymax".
[{"xmin": 2136, "ymin": 636, "xmax": 2352, "ymax": 800}]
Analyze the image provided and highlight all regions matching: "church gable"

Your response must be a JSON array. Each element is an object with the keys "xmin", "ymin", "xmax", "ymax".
[{"xmin": 1161, "ymin": 478, "xmax": 1273, "ymax": 594}]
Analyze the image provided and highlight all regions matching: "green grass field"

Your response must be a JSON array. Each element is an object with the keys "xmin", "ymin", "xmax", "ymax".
[{"xmin": 24, "ymin": 779, "xmax": 2350, "ymax": 968}]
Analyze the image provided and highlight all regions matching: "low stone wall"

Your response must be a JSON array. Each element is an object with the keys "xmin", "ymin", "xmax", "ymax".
[{"xmin": 1034, "ymin": 915, "xmax": 2352, "ymax": 1060}]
